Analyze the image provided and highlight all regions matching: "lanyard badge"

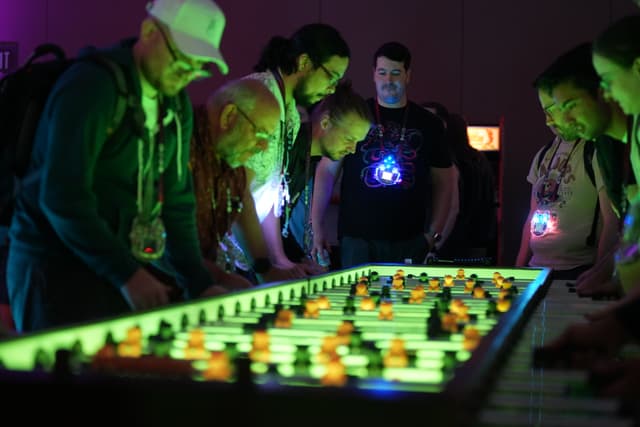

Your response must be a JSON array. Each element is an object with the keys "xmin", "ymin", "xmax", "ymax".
[
  {"xmin": 130, "ymin": 215, "xmax": 166, "ymax": 262},
  {"xmin": 531, "ymin": 209, "xmax": 556, "ymax": 237},
  {"xmin": 374, "ymin": 154, "xmax": 402, "ymax": 186},
  {"xmin": 617, "ymin": 201, "xmax": 640, "ymax": 264}
]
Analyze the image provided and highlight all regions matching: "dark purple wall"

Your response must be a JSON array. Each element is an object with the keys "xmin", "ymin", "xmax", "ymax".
[{"xmin": 1, "ymin": 0, "xmax": 637, "ymax": 264}]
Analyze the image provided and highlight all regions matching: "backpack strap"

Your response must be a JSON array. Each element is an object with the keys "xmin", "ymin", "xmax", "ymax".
[
  {"xmin": 535, "ymin": 138, "xmax": 556, "ymax": 173},
  {"xmin": 25, "ymin": 44, "xmax": 66, "ymax": 66},
  {"xmin": 583, "ymin": 140, "xmax": 596, "ymax": 187},
  {"xmin": 583, "ymin": 140, "xmax": 599, "ymax": 247},
  {"xmin": 85, "ymin": 55, "xmax": 130, "ymax": 135},
  {"xmin": 585, "ymin": 195, "xmax": 599, "ymax": 247}
]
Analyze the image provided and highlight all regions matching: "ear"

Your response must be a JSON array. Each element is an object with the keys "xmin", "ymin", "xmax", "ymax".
[
  {"xmin": 140, "ymin": 18, "xmax": 156, "ymax": 41},
  {"xmin": 633, "ymin": 56, "xmax": 640, "ymax": 78},
  {"xmin": 297, "ymin": 53, "xmax": 313, "ymax": 73},
  {"xmin": 319, "ymin": 111, "xmax": 332, "ymax": 131},
  {"xmin": 405, "ymin": 68, "xmax": 412, "ymax": 84},
  {"xmin": 219, "ymin": 103, "xmax": 238, "ymax": 132},
  {"xmin": 596, "ymin": 86, "xmax": 607, "ymax": 102}
]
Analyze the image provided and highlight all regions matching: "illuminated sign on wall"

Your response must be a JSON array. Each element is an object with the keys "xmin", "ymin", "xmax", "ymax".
[
  {"xmin": 0, "ymin": 42, "xmax": 19, "ymax": 78},
  {"xmin": 467, "ymin": 125, "xmax": 500, "ymax": 151}
]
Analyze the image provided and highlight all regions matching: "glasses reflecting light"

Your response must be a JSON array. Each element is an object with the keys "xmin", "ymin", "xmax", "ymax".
[
  {"xmin": 317, "ymin": 63, "xmax": 341, "ymax": 86},
  {"xmin": 153, "ymin": 19, "xmax": 212, "ymax": 80},
  {"xmin": 235, "ymin": 105, "xmax": 277, "ymax": 145}
]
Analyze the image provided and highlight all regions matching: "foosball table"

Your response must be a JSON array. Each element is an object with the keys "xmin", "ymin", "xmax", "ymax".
[{"xmin": 0, "ymin": 264, "xmax": 557, "ymax": 425}]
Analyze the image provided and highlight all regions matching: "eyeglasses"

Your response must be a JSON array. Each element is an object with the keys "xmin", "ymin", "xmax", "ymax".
[
  {"xmin": 317, "ymin": 63, "xmax": 342, "ymax": 86},
  {"xmin": 235, "ymin": 105, "xmax": 277, "ymax": 144},
  {"xmin": 153, "ymin": 19, "xmax": 212, "ymax": 80}
]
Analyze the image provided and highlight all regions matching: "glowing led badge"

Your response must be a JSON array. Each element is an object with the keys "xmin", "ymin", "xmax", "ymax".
[
  {"xmin": 530, "ymin": 209, "xmax": 557, "ymax": 237},
  {"xmin": 374, "ymin": 155, "xmax": 402, "ymax": 186},
  {"xmin": 130, "ymin": 215, "xmax": 166, "ymax": 262}
]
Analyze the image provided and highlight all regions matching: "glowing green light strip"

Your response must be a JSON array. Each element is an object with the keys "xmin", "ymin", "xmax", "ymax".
[{"xmin": 0, "ymin": 266, "xmax": 546, "ymax": 372}]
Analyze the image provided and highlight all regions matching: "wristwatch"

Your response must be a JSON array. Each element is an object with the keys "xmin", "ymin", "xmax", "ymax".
[
  {"xmin": 428, "ymin": 231, "xmax": 442, "ymax": 243},
  {"xmin": 252, "ymin": 257, "xmax": 272, "ymax": 274}
]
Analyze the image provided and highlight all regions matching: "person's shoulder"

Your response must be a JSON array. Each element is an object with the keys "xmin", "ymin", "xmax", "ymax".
[
  {"xmin": 75, "ymin": 38, "xmax": 136, "ymax": 75},
  {"xmin": 409, "ymin": 101, "xmax": 445, "ymax": 131},
  {"xmin": 59, "ymin": 39, "xmax": 137, "ymax": 96}
]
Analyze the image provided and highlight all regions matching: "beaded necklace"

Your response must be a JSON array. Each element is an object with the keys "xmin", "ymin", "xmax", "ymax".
[{"xmin": 272, "ymin": 69, "xmax": 295, "ymax": 236}]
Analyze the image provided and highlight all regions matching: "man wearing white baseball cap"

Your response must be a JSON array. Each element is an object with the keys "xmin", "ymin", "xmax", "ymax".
[{"xmin": 6, "ymin": 0, "xmax": 231, "ymax": 332}]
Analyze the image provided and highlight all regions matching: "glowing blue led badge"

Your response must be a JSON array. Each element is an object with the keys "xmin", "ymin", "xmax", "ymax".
[
  {"xmin": 531, "ymin": 209, "xmax": 556, "ymax": 237},
  {"xmin": 374, "ymin": 154, "xmax": 402, "ymax": 186}
]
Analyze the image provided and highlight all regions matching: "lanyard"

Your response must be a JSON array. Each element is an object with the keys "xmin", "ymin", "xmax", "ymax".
[
  {"xmin": 542, "ymin": 138, "xmax": 580, "ymax": 183},
  {"xmin": 536, "ymin": 139, "xmax": 580, "ymax": 206},
  {"xmin": 374, "ymin": 101, "xmax": 410, "ymax": 143},
  {"xmin": 137, "ymin": 99, "xmax": 166, "ymax": 218},
  {"xmin": 271, "ymin": 68, "xmax": 294, "ymax": 234}
]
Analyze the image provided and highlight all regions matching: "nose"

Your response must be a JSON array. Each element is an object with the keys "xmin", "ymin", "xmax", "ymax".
[
  {"xmin": 560, "ymin": 110, "xmax": 575, "ymax": 124},
  {"xmin": 345, "ymin": 142, "xmax": 356, "ymax": 154},
  {"xmin": 256, "ymin": 139, "xmax": 269, "ymax": 152}
]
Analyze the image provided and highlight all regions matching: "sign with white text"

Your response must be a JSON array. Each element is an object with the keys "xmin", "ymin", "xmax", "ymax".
[{"xmin": 0, "ymin": 42, "xmax": 19, "ymax": 78}]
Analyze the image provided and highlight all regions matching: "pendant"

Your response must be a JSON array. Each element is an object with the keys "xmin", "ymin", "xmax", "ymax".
[{"xmin": 130, "ymin": 215, "xmax": 167, "ymax": 262}]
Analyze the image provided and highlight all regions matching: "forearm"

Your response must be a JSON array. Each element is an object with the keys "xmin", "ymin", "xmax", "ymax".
[
  {"xmin": 311, "ymin": 158, "xmax": 340, "ymax": 236},
  {"xmin": 233, "ymin": 188, "xmax": 271, "ymax": 262},
  {"xmin": 437, "ymin": 175, "xmax": 459, "ymax": 250},
  {"xmin": 598, "ymin": 191, "xmax": 622, "ymax": 261},
  {"xmin": 261, "ymin": 208, "xmax": 292, "ymax": 266},
  {"xmin": 161, "ymin": 126, "xmax": 214, "ymax": 297},
  {"xmin": 598, "ymin": 223, "xmax": 621, "ymax": 261},
  {"xmin": 516, "ymin": 217, "xmax": 533, "ymax": 266},
  {"xmin": 428, "ymin": 167, "xmax": 455, "ymax": 235}
]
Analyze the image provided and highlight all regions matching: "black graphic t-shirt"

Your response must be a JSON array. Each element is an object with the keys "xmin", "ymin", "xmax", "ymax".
[{"xmin": 338, "ymin": 99, "xmax": 449, "ymax": 240}]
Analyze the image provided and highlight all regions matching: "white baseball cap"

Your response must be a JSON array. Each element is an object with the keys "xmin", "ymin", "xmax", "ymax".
[{"xmin": 147, "ymin": 0, "xmax": 229, "ymax": 75}]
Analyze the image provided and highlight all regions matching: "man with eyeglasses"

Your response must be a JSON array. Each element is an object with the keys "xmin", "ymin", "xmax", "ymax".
[
  {"xmin": 6, "ymin": 0, "xmax": 230, "ymax": 333},
  {"xmin": 236, "ymin": 23, "xmax": 351, "ymax": 278},
  {"xmin": 189, "ymin": 78, "xmax": 299, "ymax": 286},
  {"xmin": 515, "ymin": 62, "xmax": 619, "ymax": 285},
  {"xmin": 545, "ymin": 43, "xmax": 630, "ymax": 297}
]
